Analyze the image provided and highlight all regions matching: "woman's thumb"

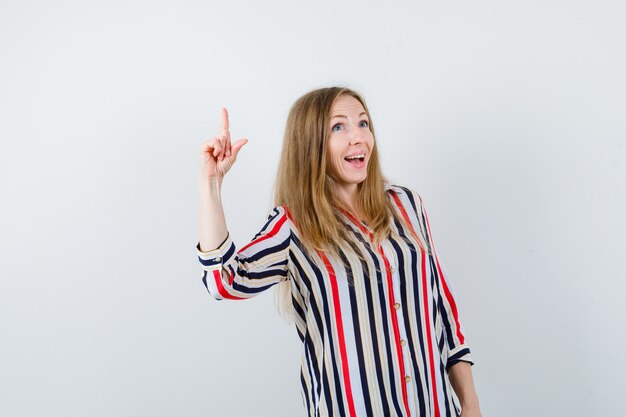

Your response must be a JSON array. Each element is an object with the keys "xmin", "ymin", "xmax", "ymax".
[{"xmin": 231, "ymin": 138, "xmax": 248, "ymax": 159}]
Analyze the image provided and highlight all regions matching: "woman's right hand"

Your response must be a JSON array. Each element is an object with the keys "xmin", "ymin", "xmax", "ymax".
[{"xmin": 199, "ymin": 107, "xmax": 248, "ymax": 179}]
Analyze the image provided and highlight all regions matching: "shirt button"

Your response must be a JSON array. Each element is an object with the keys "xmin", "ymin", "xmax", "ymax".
[
  {"xmin": 214, "ymin": 257, "xmax": 221, "ymax": 262},
  {"xmin": 390, "ymin": 266, "xmax": 396, "ymax": 274},
  {"xmin": 400, "ymin": 339, "xmax": 407, "ymax": 347},
  {"xmin": 405, "ymin": 375, "xmax": 411, "ymax": 383},
  {"xmin": 394, "ymin": 303, "xmax": 401, "ymax": 310}
]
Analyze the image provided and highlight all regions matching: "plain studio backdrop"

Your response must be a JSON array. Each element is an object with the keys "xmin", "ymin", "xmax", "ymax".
[{"xmin": 1, "ymin": 1, "xmax": 624, "ymax": 416}]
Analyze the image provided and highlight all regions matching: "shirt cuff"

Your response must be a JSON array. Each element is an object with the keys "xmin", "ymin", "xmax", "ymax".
[
  {"xmin": 446, "ymin": 346, "xmax": 474, "ymax": 370},
  {"xmin": 196, "ymin": 233, "xmax": 235, "ymax": 271}
]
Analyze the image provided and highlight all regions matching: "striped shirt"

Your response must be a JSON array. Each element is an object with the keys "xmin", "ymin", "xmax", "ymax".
[{"xmin": 196, "ymin": 184, "xmax": 473, "ymax": 417}]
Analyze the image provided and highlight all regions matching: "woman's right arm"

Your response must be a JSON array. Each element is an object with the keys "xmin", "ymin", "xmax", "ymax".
[
  {"xmin": 197, "ymin": 108, "xmax": 291, "ymax": 301},
  {"xmin": 198, "ymin": 107, "xmax": 247, "ymax": 252}
]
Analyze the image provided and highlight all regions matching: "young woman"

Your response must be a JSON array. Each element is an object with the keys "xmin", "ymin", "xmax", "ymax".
[{"xmin": 196, "ymin": 87, "xmax": 482, "ymax": 417}]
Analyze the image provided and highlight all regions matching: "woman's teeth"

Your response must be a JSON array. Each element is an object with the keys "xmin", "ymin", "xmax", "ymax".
[{"xmin": 345, "ymin": 153, "xmax": 365, "ymax": 161}]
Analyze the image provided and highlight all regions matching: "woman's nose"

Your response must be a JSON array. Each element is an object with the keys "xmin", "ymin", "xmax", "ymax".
[{"xmin": 349, "ymin": 127, "xmax": 364, "ymax": 145}]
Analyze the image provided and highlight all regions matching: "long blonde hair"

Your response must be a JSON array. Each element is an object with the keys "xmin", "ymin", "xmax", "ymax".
[{"xmin": 273, "ymin": 87, "xmax": 424, "ymax": 319}]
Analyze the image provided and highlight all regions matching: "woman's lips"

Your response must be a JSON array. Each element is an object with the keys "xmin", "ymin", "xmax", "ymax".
[{"xmin": 345, "ymin": 157, "xmax": 366, "ymax": 169}]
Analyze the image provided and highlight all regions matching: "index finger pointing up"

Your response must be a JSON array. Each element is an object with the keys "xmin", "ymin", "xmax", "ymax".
[{"xmin": 220, "ymin": 107, "xmax": 230, "ymax": 133}]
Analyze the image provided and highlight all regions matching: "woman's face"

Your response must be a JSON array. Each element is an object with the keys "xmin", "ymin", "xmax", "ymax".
[{"xmin": 326, "ymin": 95, "xmax": 375, "ymax": 194}]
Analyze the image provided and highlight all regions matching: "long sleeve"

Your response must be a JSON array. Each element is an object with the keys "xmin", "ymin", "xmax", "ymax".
[
  {"xmin": 196, "ymin": 206, "xmax": 292, "ymax": 301},
  {"xmin": 415, "ymin": 193, "xmax": 474, "ymax": 370}
]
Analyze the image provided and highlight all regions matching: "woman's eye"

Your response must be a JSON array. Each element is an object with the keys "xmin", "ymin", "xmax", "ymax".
[
  {"xmin": 332, "ymin": 124, "xmax": 343, "ymax": 132},
  {"xmin": 359, "ymin": 120, "xmax": 369, "ymax": 128}
]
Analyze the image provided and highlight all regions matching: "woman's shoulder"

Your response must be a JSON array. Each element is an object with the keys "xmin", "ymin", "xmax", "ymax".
[
  {"xmin": 264, "ymin": 205, "xmax": 293, "ymax": 224},
  {"xmin": 263, "ymin": 205, "xmax": 298, "ymax": 235},
  {"xmin": 246, "ymin": 206, "xmax": 293, "ymax": 245},
  {"xmin": 384, "ymin": 182, "xmax": 424, "ymax": 207}
]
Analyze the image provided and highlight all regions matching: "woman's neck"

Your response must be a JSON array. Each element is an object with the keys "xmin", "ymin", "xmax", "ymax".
[{"xmin": 336, "ymin": 184, "xmax": 366, "ymax": 221}]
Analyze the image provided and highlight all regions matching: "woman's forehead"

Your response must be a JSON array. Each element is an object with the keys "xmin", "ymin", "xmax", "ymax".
[{"xmin": 330, "ymin": 95, "xmax": 366, "ymax": 117}]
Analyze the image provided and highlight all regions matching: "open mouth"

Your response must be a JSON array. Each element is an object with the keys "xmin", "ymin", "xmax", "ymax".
[
  {"xmin": 344, "ymin": 153, "xmax": 365, "ymax": 163},
  {"xmin": 344, "ymin": 153, "xmax": 366, "ymax": 168}
]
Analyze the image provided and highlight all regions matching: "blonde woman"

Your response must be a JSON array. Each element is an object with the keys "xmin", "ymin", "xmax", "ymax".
[{"xmin": 197, "ymin": 87, "xmax": 482, "ymax": 417}]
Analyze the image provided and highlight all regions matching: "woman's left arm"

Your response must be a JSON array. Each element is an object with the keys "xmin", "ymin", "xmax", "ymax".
[
  {"xmin": 448, "ymin": 362, "xmax": 482, "ymax": 417},
  {"xmin": 411, "ymin": 191, "xmax": 481, "ymax": 416}
]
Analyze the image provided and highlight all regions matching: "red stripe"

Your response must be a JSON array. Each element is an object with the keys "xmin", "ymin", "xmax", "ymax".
[
  {"xmin": 390, "ymin": 193, "xmax": 410, "ymax": 221},
  {"xmin": 390, "ymin": 193, "xmax": 424, "ymax": 250},
  {"xmin": 340, "ymin": 209, "xmax": 373, "ymax": 240},
  {"xmin": 318, "ymin": 251, "xmax": 357, "ymax": 417},
  {"xmin": 381, "ymin": 254, "xmax": 411, "ymax": 416},
  {"xmin": 238, "ymin": 213, "xmax": 288, "ymax": 254},
  {"xmin": 282, "ymin": 206, "xmax": 293, "ymax": 221},
  {"xmin": 340, "ymin": 208, "xmax": 411, "ymax": 416},
  {"xmin": 212, "ymin": 269, "xmax": 246, "ymax": 300},
  {"xmin": 391, "ymin": 192, "xmax": 440, "ymax": 417},
  {"xmin": 420, "ymin": 200, "xmax": 465, "ymax": 345}
]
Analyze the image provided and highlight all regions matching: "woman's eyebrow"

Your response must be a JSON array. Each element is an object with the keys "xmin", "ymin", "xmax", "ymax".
[{"xmin": 330, "ymin": 112, "xmax": 368, "ymax": 119}]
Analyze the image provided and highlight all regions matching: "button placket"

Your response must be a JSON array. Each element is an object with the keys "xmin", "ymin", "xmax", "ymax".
[
  {"xmin": 343, "ymin": 213, "xmax": 413, "ymax": 412},
  {"xmin": 382, "ymin": 242, "xmax": 417, "ymax": 397}
]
